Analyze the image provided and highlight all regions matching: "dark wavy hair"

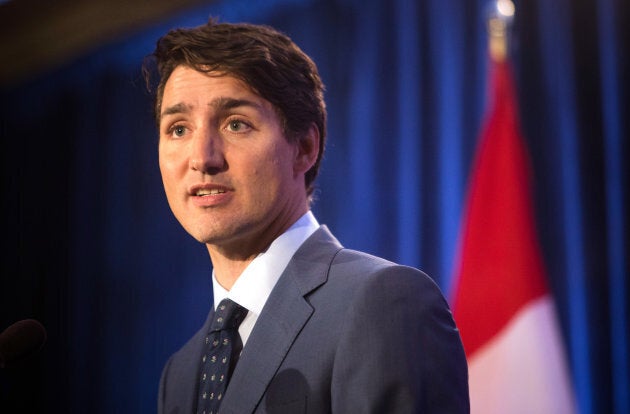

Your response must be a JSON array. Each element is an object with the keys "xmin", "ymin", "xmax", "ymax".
[{"xmin": 143, "ymin": 19, "xmax": 327, "ymax": 198}]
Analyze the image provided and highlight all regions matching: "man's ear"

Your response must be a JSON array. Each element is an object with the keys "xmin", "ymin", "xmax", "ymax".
[{"xmin": 293, "ymin": 123, "xmax": 320, "ymax": 176}]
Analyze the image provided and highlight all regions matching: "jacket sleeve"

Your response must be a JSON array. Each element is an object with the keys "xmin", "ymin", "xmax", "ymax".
[{"xmin": 330, "ymin": 266, "xmax": 470, "ymax": 413}]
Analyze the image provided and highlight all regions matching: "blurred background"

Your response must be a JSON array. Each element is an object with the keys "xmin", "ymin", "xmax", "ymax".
[{"xmin": 0, "ymin": 0, "xmax": 627, "ymax": 412}]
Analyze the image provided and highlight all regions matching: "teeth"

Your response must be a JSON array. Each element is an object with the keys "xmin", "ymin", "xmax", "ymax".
[{"xmin": 196, "ymin": 188, "xmax": 226, "ymax": 196}]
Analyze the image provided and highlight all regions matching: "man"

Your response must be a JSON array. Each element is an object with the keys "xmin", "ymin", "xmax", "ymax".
[{"xmin": 144, "ymin": 19, "xmax": 469, "ymax": 414}]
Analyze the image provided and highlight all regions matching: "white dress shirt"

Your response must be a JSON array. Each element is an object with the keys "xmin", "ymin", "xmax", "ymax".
[{"xmin": 211, "ymin": 211, "xmax": 319, "ymax": 346}]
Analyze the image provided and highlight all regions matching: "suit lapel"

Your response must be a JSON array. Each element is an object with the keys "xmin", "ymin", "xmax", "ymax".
[{"xmin": 219, "ymin": 226, "xmax": 342, "ymax": 413}]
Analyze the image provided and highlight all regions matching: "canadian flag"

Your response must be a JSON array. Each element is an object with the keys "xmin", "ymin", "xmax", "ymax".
[{"xmin": 450, "ymin": 59, "xmax": 578, "ymax": 413}]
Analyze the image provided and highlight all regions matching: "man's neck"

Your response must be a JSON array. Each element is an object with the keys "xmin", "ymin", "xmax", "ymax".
[
  {"xmin": 209, "ymin": 256, "xmax": 254, "ymax": 291},
  {"xmin": 207, "ymin": 207, "xmax": 309, "ymax": 290}
]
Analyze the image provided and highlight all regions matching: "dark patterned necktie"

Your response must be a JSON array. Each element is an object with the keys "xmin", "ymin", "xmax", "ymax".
[{"xmin": 197, "ymin": 298, "xmax": 248, "ymax": 414}]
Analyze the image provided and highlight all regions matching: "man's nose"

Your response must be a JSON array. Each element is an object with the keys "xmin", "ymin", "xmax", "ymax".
[{"xmin": 189, "ymin": 128, "xmax": 226, "ymax": 173}]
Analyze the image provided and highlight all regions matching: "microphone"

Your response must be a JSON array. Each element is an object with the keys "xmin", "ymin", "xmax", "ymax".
[{"xmin": 0, "ymin": 319, "xmax": 47, "ymax": 368}]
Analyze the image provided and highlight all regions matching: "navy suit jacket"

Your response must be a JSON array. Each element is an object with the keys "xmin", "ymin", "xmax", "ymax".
[{"xmin": 158, "ymin": 226, "xmax": 469, "ymax": 413}]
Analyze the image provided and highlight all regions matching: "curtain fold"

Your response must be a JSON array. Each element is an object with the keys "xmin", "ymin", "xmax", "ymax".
[{"xmin": 597, "ymin": 0, "xmax": 629, "ymax": 411}]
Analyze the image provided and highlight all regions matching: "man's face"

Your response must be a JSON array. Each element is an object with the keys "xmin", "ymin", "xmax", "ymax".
[{"xmin": 158, "ymin": 66, "xmax": 310, "ymax": 255}]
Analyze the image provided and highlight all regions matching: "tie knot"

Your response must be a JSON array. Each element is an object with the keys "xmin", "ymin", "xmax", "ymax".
[{"xmin": 211, "ymin": 299, "xmax": 248, "ymax": 332}]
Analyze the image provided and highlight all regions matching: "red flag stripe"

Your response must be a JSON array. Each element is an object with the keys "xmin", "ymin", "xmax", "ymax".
[{"xmin": 451, "ymin": 60, "xmax": 548, "ymax": 357}]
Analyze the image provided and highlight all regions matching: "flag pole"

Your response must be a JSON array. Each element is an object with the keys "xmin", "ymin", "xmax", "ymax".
[{"xmin": 487, "ymin": 0, "xmax": 514, "ymax": 62}]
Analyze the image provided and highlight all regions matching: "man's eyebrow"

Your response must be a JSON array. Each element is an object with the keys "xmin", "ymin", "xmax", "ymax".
[
  {"xmin": 161, "ymin": 102, "xmax": 191, "ymax": 118},
  {"xmin": 210, "ymin": 97, "xmax": 263, "ymax": 112}
]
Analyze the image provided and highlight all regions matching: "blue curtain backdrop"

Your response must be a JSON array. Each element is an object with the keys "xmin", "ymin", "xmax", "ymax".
[{"xmin": 1, "ymin": 0, "xmax": 627, "ymax": 413}]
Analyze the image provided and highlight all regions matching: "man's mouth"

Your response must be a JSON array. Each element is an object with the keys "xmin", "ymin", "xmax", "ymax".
[{"xmin": 196, "ymin": 188, "xmax": 226, "ymax": 196}]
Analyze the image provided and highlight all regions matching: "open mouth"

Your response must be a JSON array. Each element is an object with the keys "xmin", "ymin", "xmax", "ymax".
[{"xmin": 196, "ymin": 188, "xmax": 226, "ymax": 196}]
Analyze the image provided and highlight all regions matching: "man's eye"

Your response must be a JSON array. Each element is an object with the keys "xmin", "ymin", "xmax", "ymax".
[
  {"xmin": 227, "ymin": 119, "xmax": 250, "ymax": 133},
  {"xmin": 171, "ymin": 125, "xmax": 186, "ymax": 137}
]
